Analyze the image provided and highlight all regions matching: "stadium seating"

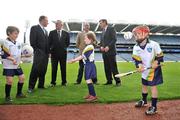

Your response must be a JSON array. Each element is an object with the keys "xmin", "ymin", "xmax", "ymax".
[{"xmin": 67, "ymin": 32, "xmax": 180, "ymax": 61}]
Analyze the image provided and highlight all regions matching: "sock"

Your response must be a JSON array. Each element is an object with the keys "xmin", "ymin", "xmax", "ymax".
[
  {"xmin": 5, "ymin": 84, "xmax": 11, "ymax": 98},
  {"xmin": 17, "ymin": 82, "xmax": 24, "ymax": 95},
  {"xmin": 142, "ymin": 93, "xmax": 148, "ymax": 104},
  {"xmin": 151, "ymin": 98, "xmax": 158, "ymax": 108},
  {"xmin": 87, "ymin": 83, "xmax": 96, "ymax": 96}
]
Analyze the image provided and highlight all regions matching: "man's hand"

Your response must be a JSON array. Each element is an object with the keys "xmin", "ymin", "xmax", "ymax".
[
  {"xmin": 100, "ymin": 47, "xmax": 105, "ymax": 52},
  {"xmin": 104, "ymin": 46, "xmax": 109, "ymax": 52}
]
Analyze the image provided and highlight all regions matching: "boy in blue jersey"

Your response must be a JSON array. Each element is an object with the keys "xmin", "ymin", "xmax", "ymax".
[
  {"xmin": 132, "ymin": 25, "xmax": 164, "ymax": 115},
  {"xmin": 68, "ymin": 32, "xmax": 97, "ymax": 102},
  {"xmin": 1, "ymin": 26, "xmax": 26, "ymax": 104}
]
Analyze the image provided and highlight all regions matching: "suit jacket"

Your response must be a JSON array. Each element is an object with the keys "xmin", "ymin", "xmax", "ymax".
[
  {"xmin": 49, "ymin": 29, "xmax": 70, "ymax": 58},
  {"xmin": 100, "ymin": 26, "xmax": 117, "ymax": 55},
  {"xmin": 30, "ymin": 25, "xmax": 49, "ymax": 55},
  {"xmin": 30, "ymin": 25, "xmax": 49, "ymax": 73}
]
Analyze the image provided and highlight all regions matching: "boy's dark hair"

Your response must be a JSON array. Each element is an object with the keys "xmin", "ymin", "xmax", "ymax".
[
  {"xmin": 39, "ymin": 15, "xmax": 47, "ymax": 22},
  {"xmin": 6, "ymin": 26, "xmax": 19, "ymax": 36},
  {"xmin": 99, "ymin": 19, "xmax": 108, "ymax": 24}
]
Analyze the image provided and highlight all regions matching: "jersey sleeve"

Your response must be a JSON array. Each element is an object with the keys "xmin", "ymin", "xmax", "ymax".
[
  {"xmin": 154, "ymin": 42, "xmax": 164, "ymax": 63},
  {"xmin": 1, "ymin": 40, "xmax": 11, "ymax": 58},
  {"xmin": 132, "ymin": 46, "xmax": 142, "ymax": 67}
]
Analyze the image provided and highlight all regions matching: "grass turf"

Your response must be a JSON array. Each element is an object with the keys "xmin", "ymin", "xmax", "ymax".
[{"xmin": 0, "ymin": 62, "xmax": 179, "ymax": 105}]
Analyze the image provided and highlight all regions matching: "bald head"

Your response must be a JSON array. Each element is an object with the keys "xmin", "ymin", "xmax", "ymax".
[{"xmin": 83, "ymin": 22, "xmax": 90, "ymax": 32}]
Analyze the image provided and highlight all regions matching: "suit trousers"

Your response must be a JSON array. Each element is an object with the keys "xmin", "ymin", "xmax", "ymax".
[
  {"xmin": 102, "ymin": 54, "xmax": 120, "ymax": 84},
  {"xmin": 28, "ymin": 50, "xmax": 48, "ymax": 89},
  {"xmin": 51, "ymin": 54, "xmax": 67, "ymax": 85}
]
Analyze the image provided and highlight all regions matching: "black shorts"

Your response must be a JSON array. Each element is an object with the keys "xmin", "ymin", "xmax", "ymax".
[
  {"xmin": 3, "ymin": 68, "xmax": 23, "ymax": 76},
  {"xmin": 142, "ymin": 78, "xmax": 163, "ymax": 86}
]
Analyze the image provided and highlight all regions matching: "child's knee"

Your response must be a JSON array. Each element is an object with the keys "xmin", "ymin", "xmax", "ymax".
[
  {"xmin": 142, "ymin": 85, "xmax": 147, "ymax": 89},
  {"xmin": 19, "ymin": 75, "xmax": 25, "ymax": 83},
  {"xmin": 19, "ymin": 78, "xmax": 25, "ymax": 83},
  {"xmin": 6, "ymin": 79, "xmax": 13, "ymax": 85}
]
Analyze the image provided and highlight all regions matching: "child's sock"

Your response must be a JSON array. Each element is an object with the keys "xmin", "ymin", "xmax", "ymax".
[
  {"xmin": 5, "ymin": 84, "xmax": 11, "ymax": 98},
  {"xmin": 142, "ymin": 93, "xmax": 148, "ymax": 104},
  {"xmin": 87, "ymin": 83, "xmax": 96, "ymax": 96},
  {"xmin": 17, "ymin": 82, "xmax": 24, "ymax": 95},
  {"xmin": 151, "ymin": 97, "xmax": 158, "ymax": 108}
]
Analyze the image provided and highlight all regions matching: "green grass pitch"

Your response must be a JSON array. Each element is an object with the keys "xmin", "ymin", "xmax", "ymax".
[{"xmin": 0, "ymin": 62, "xmax": 179, "ymax": 105}]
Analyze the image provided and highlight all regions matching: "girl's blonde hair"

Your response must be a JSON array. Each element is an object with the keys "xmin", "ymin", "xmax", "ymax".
[{"xmin": 86, "ymin": 32, "xmax": 97, "ymax": 46}]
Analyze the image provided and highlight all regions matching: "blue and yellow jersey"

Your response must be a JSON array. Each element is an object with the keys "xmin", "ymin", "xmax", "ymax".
[{"xmin": 82, "ymin": 44, "xmax": 94, "ymax": 64}]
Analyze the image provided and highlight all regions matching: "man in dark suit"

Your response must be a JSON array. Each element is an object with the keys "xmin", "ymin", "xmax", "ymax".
[
  {"xmin": 49, "ymin": 20, "xmax": 70, "ymax": 86},
  {"xmin": 99, "ymin": 19, "xmax": 121, "ymax": 86},
  {"xmin": 28, "ymin": 15, "xmax": 49, "ymax": 92}
]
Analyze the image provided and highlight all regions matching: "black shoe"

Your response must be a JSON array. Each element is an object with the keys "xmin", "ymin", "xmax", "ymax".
[
  {"xmin": 103, "ymin": 82, "xmax": 112, "ymax": 85},
  {"xmin": 74, "ymin": 82, "xmax": 81, "ymax": 85},
  {"xmin": 38, "ymin": 86, "xmax": 46, "ymax": 89},
  {"xmin": 145, "ymin": 106, "xmax": 157, "ymax": 115},
  {"xmin": 5, "ymin": 97, "xmax": 13, "ymax": 104},
  {"xmin": 93, "ymin": 82, "xmax": 99, "ymax": 85},
  {"xmin": 61, "ymin": 83, "xmax": 67, "ymax": 86},
  {"xmin": 16, "ymin": 93, "xmax": 27, "ymax": 98},
  {"xmin": 49, "ymin": 84, "xmax": 56, "ymax": 87},
  {"xmin": 135, "ymin": 100, "xmax": 147, "ymax": 107},
  {"xmin": 116, "ymin": 82, "xmax": 121, "ymax": 86},
  {"xmin": 27, "ymin": 88, "xmax": 33, "ymax": 93}
]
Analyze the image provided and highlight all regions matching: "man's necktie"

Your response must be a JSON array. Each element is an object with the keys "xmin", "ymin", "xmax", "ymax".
[
  {"xmin": 58, "ymin": 30, "xmax": 61, "ymax": 40},
  {"xmin": 43, "ymin": 28, "xmax": 48, "ymax": 36},
  {"xmin": 102, "ymin": 28, "xmax": 106, "ymax": 37}
]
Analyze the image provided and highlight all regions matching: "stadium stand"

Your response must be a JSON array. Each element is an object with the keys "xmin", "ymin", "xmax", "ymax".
[{"xmin": 64, "ymin": 21, "xmax": 180, "ymax": 61}]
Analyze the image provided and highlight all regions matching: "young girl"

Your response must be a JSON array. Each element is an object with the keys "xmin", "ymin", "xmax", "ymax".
[
  {"xmin": 1, "ymin": 26, "xmax": 26, "ymax": 104},
  {"xmin": 132, "ymin": 25, "xmax": 164, "ymax": 115},
  {"xmin": 68, "ymin": 32, "xmax": 97, "ymax": 102}
]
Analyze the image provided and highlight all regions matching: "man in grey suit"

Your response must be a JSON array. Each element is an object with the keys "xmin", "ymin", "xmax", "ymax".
[
  {"xmin": 28, "ymin": 15, "xmax": 49, "ymax": 92},
  {"xmin": 99, "ymin": 19, "xmax": 121, "ymax": 86}
]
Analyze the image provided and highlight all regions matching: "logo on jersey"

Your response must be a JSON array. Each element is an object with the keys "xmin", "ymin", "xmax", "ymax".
[
  {"xmin": 147, "ymin": 47, "xmax": 152, "ymax": 53},
  {"xmin": 18, "ymin": 45, "xmax": 21, "ymax": 49}
]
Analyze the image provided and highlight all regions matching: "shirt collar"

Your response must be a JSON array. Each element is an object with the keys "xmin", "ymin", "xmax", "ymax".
[
  {"xmin": 57, "ymin": 29, "xmax": 62, "ymax": 32},
  {"xmin": 104, "ymin": 26, "xmax": 108, "ymax": 31},
  {"xmin": 7, "ymin": 38, "xmax": 16, "ymax": 44},
  {"xmin": 39, "ymin": 24, "xmax": 45, "ymax": 30}
]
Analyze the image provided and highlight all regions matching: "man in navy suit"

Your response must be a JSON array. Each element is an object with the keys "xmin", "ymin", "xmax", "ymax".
[
  {"xmin": 28, "ymin": 15, "xmax": 49, "ymax": 92},
  {"xmin": 49, "ymin": 20, "xmax": 70, "ymax": 86},
  {"xmin": 99, "ymin": 19, "xmax": 121, "ymax": 86}
]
